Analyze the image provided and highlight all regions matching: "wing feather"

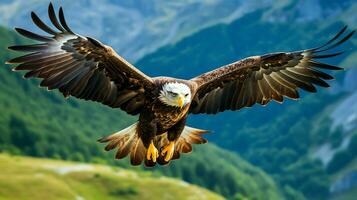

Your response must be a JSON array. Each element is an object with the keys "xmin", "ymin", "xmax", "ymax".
[
  {"xmin": 190, "ymin": 26, "xmax": 354, "ymax": 114},
  {"xmin": 31, "ymin": 11, "xmax": 58, "ymax": 35},
  {"xmin": 7, "ymin": 3, "xmax": 154, "ymax": 115},
  {"xmin": 48, "ymin": 3, "xmax": 66, "ymax": 32},
  {"xmin": 14, "ymin": 28, "xmax": 53, "ymax": 42},
  {"xmin": 59, "ymin": 7, "xmax": 74, "ymax": 33}
]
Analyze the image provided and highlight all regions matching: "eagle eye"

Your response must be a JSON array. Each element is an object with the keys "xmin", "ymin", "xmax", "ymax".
[
  {"xmin": 168, "ymin": 91, "xmax": 177, "ymax": 97},
  {"xmin": 185, "ymin": 94, "xmax": 189, "ymax": 97}
]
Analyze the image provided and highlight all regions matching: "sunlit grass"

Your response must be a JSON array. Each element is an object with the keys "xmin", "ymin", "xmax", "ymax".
[{"xmin": 0, "ymin": 154, "xmax": 223, "ymax": 200}]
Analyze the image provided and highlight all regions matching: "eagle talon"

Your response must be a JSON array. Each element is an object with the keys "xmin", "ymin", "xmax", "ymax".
[
  {"xmin": 161, "ymin": 141, "xmax": 175, "ymax": 162},
  {"xmin": 147, "ymin": 141, "xmax": 159, "ymax": 162}
]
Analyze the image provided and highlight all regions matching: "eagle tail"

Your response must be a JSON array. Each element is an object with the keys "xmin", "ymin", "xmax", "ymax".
[
  {"xmin": 156, "ymin": 126, "xmax": 208, "ymax": 165},
  {"xmin": 98, "ymin": 122, "xmax": 146, "ymax": 166},
  {"xmin": 98, "ymin": 124, "xmax": 208, "ymax": 167}
]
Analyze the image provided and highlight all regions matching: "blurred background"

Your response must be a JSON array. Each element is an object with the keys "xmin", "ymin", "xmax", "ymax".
[{"xmin": 0, "ymin": 0, "xmax": 356, "ymax": 199}]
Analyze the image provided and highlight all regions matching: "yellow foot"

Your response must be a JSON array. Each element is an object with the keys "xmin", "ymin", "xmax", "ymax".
[
  {"xmin": 161, "ymin": 141, "xmax": 175, "ymax": 162},
  {"xmin": 146, "ymin": 141, "xmax": 159, "ymax": 162}
]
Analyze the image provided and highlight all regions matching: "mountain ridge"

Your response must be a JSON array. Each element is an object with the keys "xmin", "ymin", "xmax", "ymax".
[{"xmin": 1, "ymin": 0, "xmax": 356, "ymax": 62}]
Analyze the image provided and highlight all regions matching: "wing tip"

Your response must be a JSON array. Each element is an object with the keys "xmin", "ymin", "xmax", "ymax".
[
  {"xmin": 7, "ymin": 46, "xmax": 19, "ymax": 51},
  {"xmin": 48, "ymin": 2, "xmax": 55, "ymax": 16},
  {"xmin": 58, "ymin": 6, "xmax": 74, "ymax": 33},
  {"xmin": 30, "ymin": 11, "xmax": 37, "ymax": 19},
  {"xmin": 6, "ymin": 60, "xmax": 13, "ymax": 65},
  {"xmin": 14, "ymin": 27, "xmax": 21, "ymax": 32},
  {"xmin": 48, "ymin": 2, "xmax": 56, "ymax": 15},
  {"xmin": 314, "ymin": 26, "xmax": 355, "ymax": 53}
]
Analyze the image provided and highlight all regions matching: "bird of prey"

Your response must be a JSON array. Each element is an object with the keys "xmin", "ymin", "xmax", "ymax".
[{"xmin": 7, "ymin": 3, "xmax": 355, "ymax": 167}]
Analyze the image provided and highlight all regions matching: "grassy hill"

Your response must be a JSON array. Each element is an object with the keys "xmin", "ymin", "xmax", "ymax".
[
  {"xmin": 0, "ymin": 26, "xmax": 284, "ymax": 200},
  {"xmin": 0, "ymin": 153, "xmax": 224, "ymax": 200}
]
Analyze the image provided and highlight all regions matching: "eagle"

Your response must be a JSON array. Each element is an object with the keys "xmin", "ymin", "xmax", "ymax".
[{"xmin": 7, "ymin": 3, "xmax": 355, "ymax": 167}]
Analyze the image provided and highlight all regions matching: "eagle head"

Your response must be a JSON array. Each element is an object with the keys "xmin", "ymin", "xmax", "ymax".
[{"xmin": 159, "ymin": 82, "xmax": 191, "ymax": 108}]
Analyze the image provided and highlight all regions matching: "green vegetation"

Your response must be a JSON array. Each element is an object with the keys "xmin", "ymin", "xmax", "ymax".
[
  {"xmin": 0, "ymin": 26, "xmax": 283, "ymax": 200},
  {"xmin": 149, "ymin": 144, "xmax": 284, "ymax": 200},
  {"xmin": 331, "ymin": 188, "xmax": 357, "ymax": 200},
  {"xmin": 137, "ymin": 10, "xmax": 357, "ymax": 200},
  {"xmin": 327, "ymin": 133, "xmax": 357, "ymax": 174},
  {"xmin": 0, "ymin": 153, "xmax": 223, "ymax": 200}
]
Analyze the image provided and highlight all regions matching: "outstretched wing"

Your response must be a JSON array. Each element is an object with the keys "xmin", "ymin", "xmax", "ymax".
[
  {"xmin": 7, "ymin": 3, "xmax": 154, "ymax": 115},
  {"xmin": 190, "ymin": 26, "xmax": 355, "ymax": 114}
]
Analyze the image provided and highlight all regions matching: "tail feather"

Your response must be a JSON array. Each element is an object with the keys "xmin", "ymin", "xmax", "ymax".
[
  {"xmin": 180, "ymin": 126, "xmax": 208, "ymax": 145},
  {"xmin": 98, "ymin": 123, "xmax": 208, "ymax": 167},
  {"xmin": 116, "ymin": 138, "xmax": 135, "ymax": 159},
  {"xmin": 156, "ymin": 126, "xmax": 208, "ymax": 165},
  {"xmin": 175, "ymin": 126, "xmax": 208, "ymax": 155},
  {"xmin": 130, "ymin": 135, "xmax": 146, "ymax": 166},
  {"xmin": 98, "ymin": 122, "xmax": 146, "ymax": 165}
]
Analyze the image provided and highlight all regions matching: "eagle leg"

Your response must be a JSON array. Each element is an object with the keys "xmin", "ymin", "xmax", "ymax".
[
  {"xmin": 160, "ymin": 116, "xmax": 187, "ymax": 162},
  {"xmin": 146, "ymin": 141, "xmax": 159, "ymax": 162},
  {"xmin": 161, "ymin": 141, "xmax": 175, "ymax": 162}
]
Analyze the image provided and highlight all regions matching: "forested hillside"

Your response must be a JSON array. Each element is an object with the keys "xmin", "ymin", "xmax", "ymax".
[
  {"xmin": 0, "ymin": 26, "xmax": 283, "ymax": 200},
  {"xmin": 137, "ymin": 10, "xmax": 357, "ymax": 200}
]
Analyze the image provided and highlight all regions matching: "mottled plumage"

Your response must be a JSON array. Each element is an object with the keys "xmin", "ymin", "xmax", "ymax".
[{"xmin": 7, "ymin": 3, "xmax": 354, "ymax": 167}]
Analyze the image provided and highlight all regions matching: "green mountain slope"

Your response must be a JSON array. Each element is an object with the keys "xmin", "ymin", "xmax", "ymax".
[
  {"xmin": 136, "ymin": 10, "xmax": 357, "ymax": 200},
  {"xmin": 0, "ymin": 154, "xmax": 224, "ymax": 200},
  {"xmin": 0, "ymin": 26, "xmax": 283, "ymax": 200},
  {"xmin": 150, "ymin": 144, "xmax": 284, "ymax": 199}
]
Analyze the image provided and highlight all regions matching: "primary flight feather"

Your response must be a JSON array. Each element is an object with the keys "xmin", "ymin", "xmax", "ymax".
[{"xmin": 7, "ymin": 3, "xmax": 355, "ymax": 167}]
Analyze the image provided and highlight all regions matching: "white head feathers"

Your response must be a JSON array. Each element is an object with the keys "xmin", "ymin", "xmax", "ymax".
[{"xmin": 159, "ymin": 82, "xmax": 192, "ymax": 108}]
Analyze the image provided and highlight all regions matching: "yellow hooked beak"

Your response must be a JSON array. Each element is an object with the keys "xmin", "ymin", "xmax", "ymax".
[{"xmin": 178, "ymin": 95, "xmax": 184, "ymax": 108}]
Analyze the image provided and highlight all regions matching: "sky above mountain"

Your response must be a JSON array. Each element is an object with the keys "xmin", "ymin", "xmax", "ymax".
[
  {"xmin": 0, "ymin": 0, "xmax": 268, "ymax": 61},
  {"xmin": 0, "ymin": 0, "xmax": 356, "ymax": 62}
]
